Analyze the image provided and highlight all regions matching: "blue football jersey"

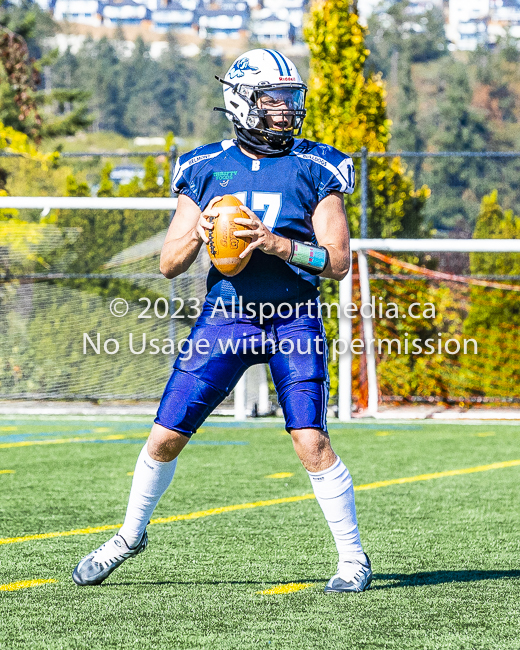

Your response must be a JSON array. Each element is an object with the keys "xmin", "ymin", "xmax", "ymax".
[{"xmin": 171, "ymin": 138, "xmax": 355, "ymax": 307}]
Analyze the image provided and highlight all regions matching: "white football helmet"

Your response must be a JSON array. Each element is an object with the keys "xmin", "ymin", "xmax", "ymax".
[{"xmin": 216, "ymin": 49, "xmax": 307, "ymax": 145}]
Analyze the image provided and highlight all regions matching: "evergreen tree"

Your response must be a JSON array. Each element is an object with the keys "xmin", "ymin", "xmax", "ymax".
[
  {"xmin": 192, "ymin": 40, "xmax": 231, "ymax": 143},
  {"xmin": 391, "ymin": 48, "xmax": 425, "ymax": 184},
  {"xmin": 425, "ymin": 61, "xmax": 491, "ymax": 232},
  {"xmin": 392, "ymin": 50, "xmax": 424, "ymax": 152},
  {"xmin": 156, "ymin": 32, "xmax": 191, "ymax": 137},
  {"xmin": 120, "ymin": 38, "xmax": 165, "ymax": 137},
  {"xmin": 365, "ymin": 1, "xmax": 448, "ymax": 79},
  {"xmin": 49, "ymin": 32, "xmax": 231, "ymax": 143},
  {"xmin": 74, "ymin": 37, "xmax": 123, "ymax": 133}
]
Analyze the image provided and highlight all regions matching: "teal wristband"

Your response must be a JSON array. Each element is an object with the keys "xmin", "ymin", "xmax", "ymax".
[{"xmin": 289, "ymin": 240, "xmax": 329, "ymax": 275}]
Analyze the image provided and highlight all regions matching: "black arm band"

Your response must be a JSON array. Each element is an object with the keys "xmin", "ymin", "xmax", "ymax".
[{"xmin": 287, "ymin": 240, "xmax": 330, "ymax": 276}]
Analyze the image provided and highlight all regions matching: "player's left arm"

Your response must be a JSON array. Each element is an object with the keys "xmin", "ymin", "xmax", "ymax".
[
  {"xmin": 234, "ymin": 190, "xmax": 349, "ymax": 281},
  {"xmin": 311, "ymin": 190, "xmax": 350, "ymax": 281}
]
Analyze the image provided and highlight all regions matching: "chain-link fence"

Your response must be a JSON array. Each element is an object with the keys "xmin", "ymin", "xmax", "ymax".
[{"xmin": 1, "ymin": 149, "xmax": 519, "ymax": 408}]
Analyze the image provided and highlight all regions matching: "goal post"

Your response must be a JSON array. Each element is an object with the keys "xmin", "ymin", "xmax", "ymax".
[
  {"xmin": 2, "ymin": 196, "xmax": 519, "ymax": 417},
  {"xmin": 339, "ymin": 238, "xmax": 520, "ymax": 420}
]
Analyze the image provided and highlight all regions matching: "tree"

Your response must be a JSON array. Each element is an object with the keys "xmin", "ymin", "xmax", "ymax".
[
  {"xmin": 392, "ymin": 50, "xmax": 424, "ymax": 153},
  {"xmin": 424, "ymin": 61, "xmax": 491, "ymax": 232},
  {"xmin": 457, "ymin": 191, "xmax": 520, "ymax": 398},
  {"xmin": 51, "ymin": 156, "xmax": 171, "ymax": 302},
  {"xmin": 75, "ymin": 36, "xmax": 123, "ymax": 133},
  {"xmin": 49, "ymin": 31, "xmax": 231, "ymax": 143},
  {"xmin": 303, "ymin": 0, "xmax": 429, "ymax": 238},
  {"xmin": 1, "ymin": 2, "xmax": 91, "ymax": 139},
  {"xmin": 0, "ymin": 119, "xmax": 59, "ymax": 218},
  {"xmin": 0, "ymin": 121, "xmax": 62, "ymax": 284},
  {"xmin": 119, "ymin": 37, "xmax": 165, "ymax": 137},
  {"xmin": 467, "ymin": 190, "xmax": 520, "ymax": 328},
  {"xmin": 303, "ymin": 0, "xmax": 429, "ymax": 404},
  {"xmin": 365, "ymin": 1, "xmax": 448, "ymax": 79},
  {"xmin": 0, "ymin": 25, "xmax": 42, "ymax": 138},
  {"xmin": 471, "ymin": 36, "xmax": 520, "ymax": 125}
]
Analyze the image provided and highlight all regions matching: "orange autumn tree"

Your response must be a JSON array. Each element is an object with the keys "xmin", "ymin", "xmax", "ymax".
[{"xmin": 303, "ymin": 0, "xmax": 432, "ymax": 405}]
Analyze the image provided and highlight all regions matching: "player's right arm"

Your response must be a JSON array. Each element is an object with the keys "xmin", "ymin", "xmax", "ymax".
[{"xmin": 160, "ymin": 195, "xmax": 220, "ymax": 279}]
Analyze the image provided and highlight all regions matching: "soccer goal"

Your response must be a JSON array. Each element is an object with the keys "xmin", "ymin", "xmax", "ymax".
[
  {"xmin": 0, "ymin": 196, "xmax": 270, "ymax": 417},
  {"xmin": 1, "ymin": 196, "xmax": 519, "ymax": 419},
  {"xmin": 338, "ymin": 238, "xmax": 520, "ymax": 419}
]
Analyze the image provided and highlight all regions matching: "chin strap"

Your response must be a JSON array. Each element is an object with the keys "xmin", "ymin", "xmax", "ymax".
[{"xmin": 234, "ymin": 126, "xmax": 294, "ymax": 158}]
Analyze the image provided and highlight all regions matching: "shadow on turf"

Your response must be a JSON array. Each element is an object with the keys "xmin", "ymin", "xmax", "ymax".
[
  {"xmin": 372, "ymin": 570, "xmax": 520, "ymax": 589},
  {"xmin": 102, "ymin": 580, "xmax": 321, "ymax": 588},
  {"xmin": 101, "ymin": 571, "xmax": 520, "ymax": 590}
]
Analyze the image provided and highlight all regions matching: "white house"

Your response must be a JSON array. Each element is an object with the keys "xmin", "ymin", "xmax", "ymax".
[
  {"xmin": 405, "ymin": 0, "xmax": 444, "ymax": 14},
  {"xmin": 447, "ymin": 0, "xmax": 520, "ymax": 49},
  {"xmin": 53, "ymin": 0, "xmax": 103, "ymax": 26},
  {"xmin": 152, "ymin": 2, "xmax": 195, "ymax": 32},
  {"xmin": 492, "ymin": 0, "xmax": 520, "ymax": 22},
  {"xmin": 251, "ymin": 14, "xmax": 294, "ymax": 43},
  {"xmin": 447, "ymin": 0, "xmax": 491, "ymax": 49},
  {"xmin": 34, "ymin": 0, "xmax": 54, "ymax": 9},
  {"xmin": 197, "ymin": 7, "xmax": 249, "ymax": 39},
  {"xmin": 261, "ymin": 0, "xmax": 305, "ymax": 9},
  {"xmin": 102, "ymin": 0, "xmax": 151, "ymax": 26},
  {"xmin": 449, "ymin": 0, "xmax": 490, "ymax": 24},
  {"xmin": 133, "ymin": 0, "xmax": 161, "ymax": 12}
]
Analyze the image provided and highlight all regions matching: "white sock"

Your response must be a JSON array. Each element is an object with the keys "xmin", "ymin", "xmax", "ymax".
[
  {"xmin": 118, "ymin": 444, "xmax": 177, "ymax": 548},
  {"xmin": 307, "ymin": 456, "xmax": 365, "ymax": 564}
]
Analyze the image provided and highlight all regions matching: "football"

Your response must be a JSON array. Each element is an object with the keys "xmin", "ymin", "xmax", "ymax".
[{"xmin": 206, "ymin": 195, "xmax": 253, "ymax": 277}]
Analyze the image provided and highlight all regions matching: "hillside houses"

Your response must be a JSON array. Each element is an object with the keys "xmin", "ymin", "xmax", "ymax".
[
  {"xmin": 38, "ymin": 0, "xmax": 520, "ymax": 53},
  {"xmin": 447, "ymin": 0, "xmax": 520, "ymax": 49},
  {"xmin": 41, "ymin": 0, "xmax": 308, "ymax": 45}
]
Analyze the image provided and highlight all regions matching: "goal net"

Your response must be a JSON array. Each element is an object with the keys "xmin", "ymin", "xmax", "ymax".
[
  {"xmin": 339, "ymin": 247, "xmax": 520, "ymax": 413},
  {"xmin": 0, "ymin": 206, "xmax": 270, "ymax": 415},
  {"xmin": 1, "ymin": 200, "xmax": 518, "ymax": 416}
]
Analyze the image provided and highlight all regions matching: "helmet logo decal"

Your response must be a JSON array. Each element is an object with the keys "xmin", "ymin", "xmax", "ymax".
[{"xmin": 229, "ymin": 57, "xmax": 260, "ymax": 79}]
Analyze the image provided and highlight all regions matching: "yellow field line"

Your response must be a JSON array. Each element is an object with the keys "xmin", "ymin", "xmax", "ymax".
[
  {"xmin": 258, "ymin": 582, "xmax": 314, "ymax": 595},
  {"xmin": 0, "ymin": 579, "xmax": 57, "ymax": 592},
  {"xmin": 0, "ymin": 523, "xmax": 122, "ymax": 545},
  {"xmin": 0, "ymin": 469, "xmax": 15, "ymax": 474},
  {"xmin": 353, "ymin": 459, "xmax": 520, "ymax": 492},
  {"xmin": 149, "ymin": 494, "xmax": 317, "ymax": 526},
  {"xmin": 0, "ymin": 459, "xmax": 518, "ymax": 547},
  {"xmin": 0, "ymin": 434, "xmax": 137, "ymax": 449}
]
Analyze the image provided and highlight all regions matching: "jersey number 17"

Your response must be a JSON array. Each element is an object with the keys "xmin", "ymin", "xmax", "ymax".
[{"xmin": 233, "ymin": 191, "xmax": 282, "ymax": 231}]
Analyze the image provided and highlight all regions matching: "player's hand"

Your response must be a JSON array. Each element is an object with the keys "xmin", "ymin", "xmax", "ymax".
[
  {"xmin": 233, "ymin": 207, "xmax": 289, "ymax": 259},
  {"xmin": 195, "ymin": 196, "xmax": 222, "ymax": 244}
]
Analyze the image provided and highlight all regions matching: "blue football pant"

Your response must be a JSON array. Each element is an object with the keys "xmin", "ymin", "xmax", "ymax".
[{"xmin": 155, "ymin": 303, "xmax": 329, "ymax": 437}]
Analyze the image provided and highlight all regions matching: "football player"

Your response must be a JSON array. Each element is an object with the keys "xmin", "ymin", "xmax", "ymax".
[{"xmin": 73, "ymin": 49, "xmax": 372, "ymax": 593}]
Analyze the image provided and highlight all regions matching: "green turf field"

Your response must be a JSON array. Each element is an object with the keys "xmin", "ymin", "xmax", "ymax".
[{"xmin": 0, "ymin": 416, "xmax": 519, "ymax": 649}]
